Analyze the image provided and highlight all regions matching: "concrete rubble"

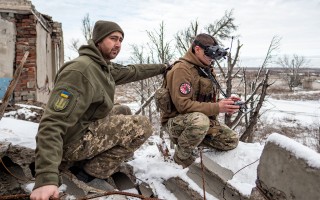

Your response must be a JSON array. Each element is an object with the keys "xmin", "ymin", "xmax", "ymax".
[{"xmin": 1, "ymin": 133, "xmax": 320, "ymax": 199}]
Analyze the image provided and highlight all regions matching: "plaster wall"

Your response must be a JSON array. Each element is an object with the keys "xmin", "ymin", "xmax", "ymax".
[
  {"xmin": 35, "ymin": 22, "xmax": 53, "ymax": 103},
  {"xmin": 0, "ymin": 17, "xmax": 15, "ymax": 98}
]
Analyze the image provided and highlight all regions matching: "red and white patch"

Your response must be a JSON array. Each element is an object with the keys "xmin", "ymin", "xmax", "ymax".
[{"xmin": 179, "ymin": 83, "xmax": 191, "ymax": 95}]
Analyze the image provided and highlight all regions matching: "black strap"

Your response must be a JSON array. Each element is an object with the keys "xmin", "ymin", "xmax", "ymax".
[
  {"xmin": 179, "ymin": 58, "xmax": 227, "ymax": 98},
  {"xmin": 195, "ymin": 66, "xmax": 227, "ymax": 98}
]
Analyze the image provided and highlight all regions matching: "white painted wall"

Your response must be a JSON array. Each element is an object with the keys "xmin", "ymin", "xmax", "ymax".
[
  {"xmin": 0, "ymin": 17, "xmax": 15, "ymax": 78},
  {"xmin": 36, "ymin": 22, "xmax": 53, "ymax": 103}
]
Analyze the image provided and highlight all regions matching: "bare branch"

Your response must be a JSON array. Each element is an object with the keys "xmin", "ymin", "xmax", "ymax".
[
  {"xmin": 82, "ymin": 13, "xmax": 93, "ymax": 41},
  {"xmin": 175, "ymin": 20, "xmax": 199, "ymax": 56},
  {"xmin": 146, "ymin": 21, "xmax": 175, "ymax": 63},
  {"xmin": 240, "ymin": 70, "xmax": 271, "ymax": 142},
  {"xmin": 68, "ymin": 38, "xmax": 80, "ymax": 53},
  {"xmin": 206, "ymin": 9, "xmax": 239, "ymax": 43}
]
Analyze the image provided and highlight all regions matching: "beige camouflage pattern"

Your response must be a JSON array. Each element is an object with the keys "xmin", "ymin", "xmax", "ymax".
[
  {"xmin": 201, "ymin": 119, "xmax": 239, "ymax": 150},
  {"xmin": 167, "ymin": 112, "xmax": 209, "ymax": 159},
  {"xmin": 167, "ymin": 112, "xmax": 238, "ymax": 160},
  {"xmin": 63, "ymin": 105, "xmax": 152, "ymax": 179}
]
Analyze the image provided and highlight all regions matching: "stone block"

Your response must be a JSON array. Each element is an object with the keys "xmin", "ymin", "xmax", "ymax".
[
  {"xmin": 202, "ymin": 153, "xmax": 234, "ymax": 182},
  {"xmin": 257, "ymin": 133, "xmax": 320, "ymax": 200}
]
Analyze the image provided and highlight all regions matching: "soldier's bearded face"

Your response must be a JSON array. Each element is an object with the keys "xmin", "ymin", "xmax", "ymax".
[{"xmin": 98, "ymin": 32, "xmax": 123, "ymax": 61}]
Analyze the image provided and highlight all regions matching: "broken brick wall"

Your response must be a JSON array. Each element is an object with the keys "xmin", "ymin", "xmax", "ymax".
[
  {"xmin": 0, "ymin": 0, "xmax": 64, "ymax": 103},
  {"xmin": 14, "ymin": 13, "xmax": 37, "ymax": 102}
]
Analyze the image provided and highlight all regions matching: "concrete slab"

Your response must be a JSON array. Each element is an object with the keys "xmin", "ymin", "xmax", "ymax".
[
  {"xmin": 187, "ymin": 163, "xmax": 248, "ymax": 200},
  {"xmin": 61, "ymin": 175, "xmax": 86, "ymax": 198},
  {"xmin": 202, "ymin": 153, "xmax": 234, "ymax": 182},
  {"xmin": 137, "ymin": 182, "xmax": 154, "ymax": 197},
  {"xmin": 163, "ymin": 162, "xmax": 249, "ymax": 200},
  {"xmin": 112, "ymin": 172, "xmax": 137, "ymax": 192},
  {"xmin": 164, "ymin": 177, "xmax": 203, "ymax": 200},
  {"xmin": 257, "ymin": 133, "xmax": 320, "ymax": 200}
]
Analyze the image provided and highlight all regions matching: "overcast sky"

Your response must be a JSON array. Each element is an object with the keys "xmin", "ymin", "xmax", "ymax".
[{"xmin": 30, "ymin": 0, "xmax": 320, "ymax": 67}]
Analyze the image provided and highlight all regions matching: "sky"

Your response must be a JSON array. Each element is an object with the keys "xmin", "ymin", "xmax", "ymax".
[
  {"xmin": 29, "ymin": 0, "xmax": 320, "ymax": 67},
  {"xmin": 1, "ymin": 96, "xmax": 320, "ymax": 199}
]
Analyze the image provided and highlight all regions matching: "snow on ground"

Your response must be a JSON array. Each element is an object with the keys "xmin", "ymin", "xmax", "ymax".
[
  {"xmin": 0, "ymin": 115, "xmax": 260, "ymax": 199},
  {"xmin": 262, "ymin": 98, "xmax": 320, "ymax": 126},
  {"xmin": 0, "ymin": 113, "xmax": 261, "ymax": 199},
  {"xmin": 0, "ymin": 117, "xmax": 37, "ymax": 149},
  {"xmin": 0, "ymin": 97, "xmax": 319, "ymax": 199},
  {"xmin": 204, "ymin": 142, "xmax": 263, "ymax": 195}
]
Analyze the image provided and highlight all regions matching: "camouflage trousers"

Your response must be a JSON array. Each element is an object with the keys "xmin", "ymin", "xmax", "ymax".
[
  {"xmin": 63, "ymin": 105, "xmax": 152, "ymax": 179},
  {"xmin": 167, "ymin": 112, "xmax": 239, "ymax": 160}
]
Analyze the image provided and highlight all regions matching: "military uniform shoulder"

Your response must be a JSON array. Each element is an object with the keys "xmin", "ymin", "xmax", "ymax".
[
  {"xmin": 110, "ymin": 62, "xmax": 126, "ymax": 69},
  {"xmin": 60, "ymin": 56, "xmax": 97, "ymax": 73},
  {"xmin": 172, "ymin": 59, "xmax": 194, "ymax": 70}
]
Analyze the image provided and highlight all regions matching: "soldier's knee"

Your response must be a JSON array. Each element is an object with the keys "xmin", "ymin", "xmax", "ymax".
[
  {"xmin": 228, "ymin": 137, "xmax": 239, "ymax": 150},
  {"xmin": 110, "ymin": 104, "xmax": 132, "ymax": 115},
  {"xmin": 224, "ymin": 132, "xmax": 239, "ymax": 150},
  {"xmin": 186, "ymin": 112, "xmax": 210, "ymax": 132},
  {"xmin": 132, "ymin": 115, "xmax": 153, "ymax": 138}
]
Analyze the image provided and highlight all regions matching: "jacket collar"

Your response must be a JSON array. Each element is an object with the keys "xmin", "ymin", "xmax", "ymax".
[
  {"xmin": 78, "ymin": 39, "xmax": 111, "ymax": 72},
  {"xmin": 182, "ymin": 47, "xmax": 212, "ymax": 69}
]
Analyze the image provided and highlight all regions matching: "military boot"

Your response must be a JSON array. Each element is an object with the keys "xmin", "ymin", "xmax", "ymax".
[
  {"xmin": 173, "ymin": 143, "xmax": 196, "ymax": 168},
  {"xmin": 173, "ymin": 152, "xmax": 195, "ymax": 168}
]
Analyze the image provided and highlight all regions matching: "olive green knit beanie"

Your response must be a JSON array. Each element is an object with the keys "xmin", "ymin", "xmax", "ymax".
[{"xmin": 92, "ymin": 20, "xmax": 124, "ymax": 44}]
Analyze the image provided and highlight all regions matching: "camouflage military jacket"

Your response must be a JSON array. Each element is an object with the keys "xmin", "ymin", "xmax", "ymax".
[
  {"xmin": 161, "ymin": 47, "xmax": 220, "ymax": 124},
  {"xmin": 34, "ymin": 39, "xmax": 166, "ymax": 189}
]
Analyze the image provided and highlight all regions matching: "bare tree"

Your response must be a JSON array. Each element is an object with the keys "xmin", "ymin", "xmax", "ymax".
[
  {"xmin": 68, "ymin": 13, "xmax": 93, "ymax": 59},
  {"xmin": 218, "ymin": 38, "xmax": 243, "ymax": 126},
  {"xmin": 146, "ymin": 21, "xmax": 175, "ymax": 63},
  {"xmin": 175, "ymin": 9, "xmax": 238, "ymax": 57},
  {"xmin": 276, "ymin": 54, "xmax": 309, "ymax": 91},
  {"xmin": 69, "ymin": 38, "xmax": 80, "ymax": 53},
  {"xmin": 82, "ymin": 13, "xmax": 93, "ymax": 42},
  {"xmin": 238, "ymin": 36, "xmax": 281, "ymax": 142},
  {"xmin": 131, "ymin": 22, "xmax": 175, "ymax": 120},
  {"xmin": 129, "ymin": 45, "xmax": 149, "ymax": 116},
  {"xmin": 205, "ymin": 9, "xmax": 238, "ymax": 43},
  {"xmin": 175, "ymin": 20, "xmax": 199, "ymax": 56}
]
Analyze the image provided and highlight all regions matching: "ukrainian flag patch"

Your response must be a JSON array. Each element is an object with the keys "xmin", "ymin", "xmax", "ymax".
[
  {"xmin": 60, "ymin": 90, "xmax": 70, "ymax": 98},
  {"xmin": 53, "ymin": 90, "xmax": 72, "ymax": 111}
]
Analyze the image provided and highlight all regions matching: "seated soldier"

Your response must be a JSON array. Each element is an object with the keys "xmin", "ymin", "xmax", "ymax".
[
  {"xmin": 31, "ymin": 20, "xmax": 166, "ymax": 199},
  {"xmin": 161, "ymin": 33, "xmax": 240, "ymax": 168}
]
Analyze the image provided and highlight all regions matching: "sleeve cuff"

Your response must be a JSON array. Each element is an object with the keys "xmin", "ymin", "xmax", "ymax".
[
  {"xmin": 33, "ymin": 172, "xmax": 60, "ymax": 190},
  {"xmin": 161, "ymin": 64, "xmax": 167, "ymax": 73},
  {"xmin": 210, "ymin": 103, "xmax": 219, "ymax": 116}
]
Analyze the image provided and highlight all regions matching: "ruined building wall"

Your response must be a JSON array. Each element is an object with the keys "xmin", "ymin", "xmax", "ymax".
[
  {"xmin": 0, "ymin": 14, "xmax": 16, "ymax": 99},
  {"xmin": 0, "ymin": 0, "xmax": 64, "ymax": 103}
]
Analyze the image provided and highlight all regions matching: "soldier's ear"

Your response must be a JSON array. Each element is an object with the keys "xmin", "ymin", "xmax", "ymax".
[{"xmin": 194, "ymin": 45, "xmax": 202, "ymax": 56}]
